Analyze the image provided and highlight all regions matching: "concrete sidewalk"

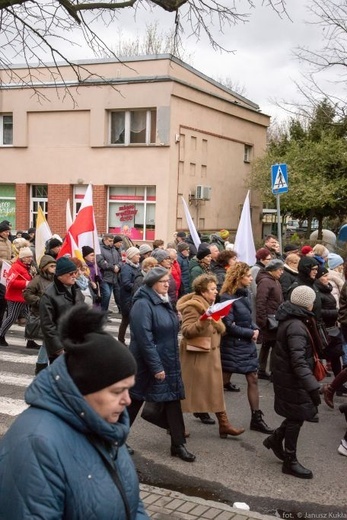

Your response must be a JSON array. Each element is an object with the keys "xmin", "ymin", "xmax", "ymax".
[{"xmin": 140, "ymin": 485, "xmax": 275, "ymax": 520}]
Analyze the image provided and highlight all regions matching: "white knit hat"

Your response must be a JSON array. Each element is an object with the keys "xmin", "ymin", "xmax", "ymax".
[
  {"xmin": 18, "ymin": 247, "xmax": 33, "ymax": 259},
  {"xmin": 290, "ymin": 286, "xmax": 316, "ymax": 309}
]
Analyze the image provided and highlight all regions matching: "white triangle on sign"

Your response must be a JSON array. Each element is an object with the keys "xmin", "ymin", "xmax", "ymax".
[{"xmin": 273, "ymin": 165, "xmax": 288, "ymax": 190}]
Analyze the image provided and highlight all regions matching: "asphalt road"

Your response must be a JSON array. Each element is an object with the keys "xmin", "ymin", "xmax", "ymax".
[{"xmin": 1, "ymin": 317, "xmax": 346, "ymax": 518}]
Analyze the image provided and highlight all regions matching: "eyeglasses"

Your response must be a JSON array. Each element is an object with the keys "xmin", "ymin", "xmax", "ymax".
[{"xmin": 157, "ymin": 280, "xmax": 170, "ymax": 284}]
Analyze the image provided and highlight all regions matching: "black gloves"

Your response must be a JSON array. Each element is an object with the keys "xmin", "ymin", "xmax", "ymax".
[{"xmin": 310, "ymin": 389, "xmax": 321, "ymax": 407}]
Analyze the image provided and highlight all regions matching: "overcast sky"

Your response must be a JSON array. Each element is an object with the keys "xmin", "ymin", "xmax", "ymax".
[
  {"xmin": 85, "ymin": 0, "xmax": 336, "ymax": 123},
  {"xmin": 6, "ymin": 0, "xmax": 343, "ymax": 123}
]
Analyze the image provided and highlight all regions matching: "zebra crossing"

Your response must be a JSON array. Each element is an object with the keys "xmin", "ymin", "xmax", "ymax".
[{"xmin": 0, "ymin": 310, "xmax": 128, "ymax": 435}]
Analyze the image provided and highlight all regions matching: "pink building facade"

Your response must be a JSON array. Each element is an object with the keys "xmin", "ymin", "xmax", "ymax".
[{"xmin": 0, "ymin": 55, "xmax": 269, "ymax": 242}]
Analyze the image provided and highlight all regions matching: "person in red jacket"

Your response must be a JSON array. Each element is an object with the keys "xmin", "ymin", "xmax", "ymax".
[
  {"xmin": 0, "ymin": 247, "xmax": 36, "ymax": 347},
  {"xmin": 167, "ymin": 248, "xmax": 182, "ymax": 300}
]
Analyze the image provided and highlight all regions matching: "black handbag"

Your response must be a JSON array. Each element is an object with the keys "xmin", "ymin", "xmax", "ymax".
[
  {"xmin": 141, "ymin": 402, "xmax": 169, "ymax": 429},
  {"xmin": 25, "ymin": 313, "xmax": 43, "ymax": 340},
  {"xmin": 267, "ymin": 315, "xmax": 279, "ymax": 331}
]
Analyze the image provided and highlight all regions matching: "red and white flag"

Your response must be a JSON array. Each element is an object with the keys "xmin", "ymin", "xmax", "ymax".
[
  {"xmin": 58, "ymin": 184, "xmax": 100, "ymax": 258},
  {"xmin": 0, "ymin": 260, "xmax": 11, "ymax": 287},
  {"xmin": 200, "ymin": 298, "xmax": 240, "ymax": 321}
]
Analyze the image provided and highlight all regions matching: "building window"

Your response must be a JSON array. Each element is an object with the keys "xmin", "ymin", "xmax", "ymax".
[
  {"xmin": 108, "ymin": 186, "xmax": 156, "ymax": 241},
  {"xmin": 0, "ymin": 184, "xmax": 16, "ymax": 227},
  {"xmin": 244, "ymin": 145, "xmax": 252, "ymax": 163},
  {"xmin": 0, "ymin": 115, "xmax": 13, "ymax": 146},
  {"xmin": 110, "ymin": 109, "xmax": 156, "ymax": 145},
  {"xmin": 30, "ymin": 185, "xmax": 48, "ymax": 227}
]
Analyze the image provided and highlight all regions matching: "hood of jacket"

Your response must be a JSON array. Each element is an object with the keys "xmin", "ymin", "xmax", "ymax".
[
  {"xmin": 297, "ymin": 256, "xmax": 319, "ymax": 285},
  {"xmin": 25, "ymin": 355, "xmax": 129, "ymax": 445},
  {"xmin": 276, "ymin": 300, "xmax": 314, "ymax": 322}
]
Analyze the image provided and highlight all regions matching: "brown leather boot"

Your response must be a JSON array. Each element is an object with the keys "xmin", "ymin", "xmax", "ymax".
[
  {"xmin": 323, "ymin": 368, "xmax": 347, "ymax": 408},
  {"xmin": 323, "ymin": 384, "xmax": 334, "ymax": 408},
  {"xmin": 215, "ymin": 411, "xmax": 245, "ymax": 438}
]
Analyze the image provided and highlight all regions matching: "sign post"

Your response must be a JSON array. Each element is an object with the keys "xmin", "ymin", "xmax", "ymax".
[{"xmin": 271, "ymin": 164, "xmax": 288, "ymax": 253}]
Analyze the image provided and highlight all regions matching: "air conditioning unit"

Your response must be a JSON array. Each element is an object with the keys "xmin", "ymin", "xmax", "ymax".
[{"xmin": 195, "ymin": 185, "xmax": 212, "ymax": 201}]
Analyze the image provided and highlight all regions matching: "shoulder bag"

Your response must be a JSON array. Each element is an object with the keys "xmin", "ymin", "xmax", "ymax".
[
  {"xmin": 267, "ymin": 314, "xmax": 279, "ymax": 331},
  {"xmin": 25, "ymin": 313, "xmax": 43, "ymax": 340},
  {"xmin": 186, "ymin": 336, "xmax": 211, "ymax": 353},
  {"xmin": 306, "ymin": 326, "xmax": 328, "ymax": 382},
  {"xmin": 141, "ymin": 402, "xmax": 169, "ymax": 429}
]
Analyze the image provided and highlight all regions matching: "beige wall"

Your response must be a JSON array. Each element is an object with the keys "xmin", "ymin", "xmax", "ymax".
[{"xmin": 0, "ymin": 55, "xmax": 268, "ymax": 241}]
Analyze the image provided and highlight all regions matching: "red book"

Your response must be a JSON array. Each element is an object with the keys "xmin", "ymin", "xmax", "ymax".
[{"xmin": 200, "ymin": 298, "xmax": 240, "ymax": 321}]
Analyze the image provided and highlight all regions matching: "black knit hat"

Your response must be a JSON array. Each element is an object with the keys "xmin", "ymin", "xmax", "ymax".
[
  {"xmin": 48, "ymin": 238, "xmax": 62, "ymax": 249},
  {"xmin": 61, "ymin": 306, "xmax": 137, "ymax": 395},
  {"xmin": 56, "ymin": 257, "xmax": 77, "ymax": 276},
  {"xmin": 196, "ymin": 244, "xmax": 211, "ymax": 260},
  {"xmin": 0, "ymin": 222, "xmax": 11, "ymax": 232},
  {"xmin": 82, "ymin": 245, "xmax": 94, "ymax": 258}
]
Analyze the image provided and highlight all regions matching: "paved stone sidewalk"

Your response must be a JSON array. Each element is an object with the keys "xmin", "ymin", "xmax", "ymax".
[{"xmin": 140, "ymin": 485, "xmax": 275, "ymax": 520}]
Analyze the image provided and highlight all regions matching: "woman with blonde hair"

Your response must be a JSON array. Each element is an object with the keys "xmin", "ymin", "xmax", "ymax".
[
  {"xmin": 177, "ymin": 273, "xmax": 245, "ymax": 437},
  {"xmin": 220, "ymin": 262, "xmax": 274, "ymax": 434}
]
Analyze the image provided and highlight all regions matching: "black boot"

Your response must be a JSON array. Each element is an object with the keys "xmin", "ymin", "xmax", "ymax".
[
  {"xmin": 35, "ymin": 363, "xmax": 48, "ymax": 375},
  {"xmin": 250, "ymin": 410, "xmax": 274, "ymax": 434},
  {"xmin": 171, "ymin": 444, "xmax": 196, "ymax": 462},
  {"xmin": 0, "ymin": 336, "xmax": 8, "ymax": 346},
  {"xmin": 193, "ymin": 412, "xmax": 216, "ymax": 425},
  {"xmin": 282, "ymin": 450, "xmax": 313, "ymax": 479},
  {"xmin": 263, "ymin": 429, "xmax": 285, "ymax": 460},
  {"xmin": 26, "ymin": 340, "xmax": 40, "ymax": 350}
]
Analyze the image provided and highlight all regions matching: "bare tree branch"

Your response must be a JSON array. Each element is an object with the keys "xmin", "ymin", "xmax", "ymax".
[{"xmin": 0, "ymin": 0, "xmax": 288, "ymax": 93}]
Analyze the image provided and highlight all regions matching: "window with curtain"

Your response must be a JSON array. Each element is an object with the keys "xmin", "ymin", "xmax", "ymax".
[
  {"xmin": 0, "ymin": 114, "xmax": 13, "ymax": 146},
  {"xmin": 110, "ymin": 109, "xmax": 156, "ymax": 146}
]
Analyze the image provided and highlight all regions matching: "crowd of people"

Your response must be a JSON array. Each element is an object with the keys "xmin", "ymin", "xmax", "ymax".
[{"xmin": 0, "ymin": 223, "xmax": 347, "ymax": 516}]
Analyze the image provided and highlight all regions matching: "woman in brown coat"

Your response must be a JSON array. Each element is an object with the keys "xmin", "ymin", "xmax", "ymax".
[{"xmin": 177, "ymin": 274, "xmax": 244, "ymax": 438}]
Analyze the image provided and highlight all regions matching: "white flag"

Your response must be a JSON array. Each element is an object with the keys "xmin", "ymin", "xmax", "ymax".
[
  {"xmin": 181, "ymin": 196, "xmax": 201, "ymax": 250},
  {"xmin": 66, "ymin": 199, "xmax": 73, "ymax": 230},
  {"xmin": 234, "ymin": 191, "xmax": 256, "ymax": 265}
]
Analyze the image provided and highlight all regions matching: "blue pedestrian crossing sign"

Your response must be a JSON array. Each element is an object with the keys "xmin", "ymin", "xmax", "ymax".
[{"xmin": 271, "ymin": 163, "xmax": 288, "ymax": 194}]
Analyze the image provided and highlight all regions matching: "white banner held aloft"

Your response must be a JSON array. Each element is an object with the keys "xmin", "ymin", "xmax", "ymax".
[
  {"xmin": 234, "ymin": 191, "xmax": 256, "ymax": 266},
  {"xmin": 181, "ymin": 196, "xmax": 201, "ymax": 250}
]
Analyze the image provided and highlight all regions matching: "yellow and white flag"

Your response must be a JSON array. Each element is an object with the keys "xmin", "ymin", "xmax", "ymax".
[{"xmin": 35, "ymin": 206, "xmax": 52, "ymax": 264}]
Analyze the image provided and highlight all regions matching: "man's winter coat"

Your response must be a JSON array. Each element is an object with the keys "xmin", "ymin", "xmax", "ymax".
[
  {"xmin": 0, "ymin": 355, "xmax": 148, "ymax": 520},
  {"xmin": 177, "ymin": 252, "xmax": 190, "ymax": 295},
  {"xmin": 273, "ymin": 301, "xmax": 320, "ymax": 421},
  {"xmin": 119, "ymin": 262, "xmax": 141, "ymax": 316},
  {"xmin": 96, "ymin": 242, "xmax": 121, "ymax": 284},
  {"xmin": 220, "ymin": 289, "xmax": 259, "ymax": 374},
  {"xmin": 129, "ymin": 285, "xmax": 184, "ymax": 402},
  {"xmin": 39, "ymin": 277, "xmax": 84, "ymax": 357}
]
